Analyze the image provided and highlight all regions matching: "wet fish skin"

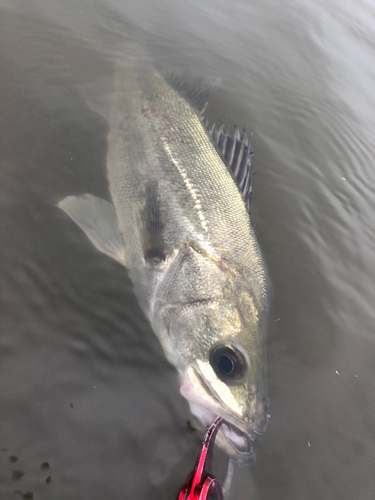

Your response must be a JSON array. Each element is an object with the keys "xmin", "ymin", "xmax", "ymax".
[{"xmin": 59, "ymin": 61, "xmax": 269, "ymax": 464}]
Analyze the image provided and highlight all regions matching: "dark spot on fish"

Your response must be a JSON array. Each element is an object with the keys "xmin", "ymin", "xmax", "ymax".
[
  {"xmin": 70, "ymin": 402, "xmax": 74, "ymax": 408},
  {"xmin": 11, "ymin": 470, "xmax": 25, "ymax": 481},
  {"xmin": 181, "ymin": 136, "xmax": 192, "ymax": 145},
  {"xmin": 141, "ymin": 181, "xmax": 166, "ymax": 264},
  {"xmin": 1, "ymin": 448, "xmax": 9, "ymax": 452},
  {"xmin": 144, "ymin": 248, "xmax": 165, "ymax": 263},
  {"xmin": 9, "ymin": 456, "xmax": 18, "ymax": 463},
  {"xmin": 23, "ymin": 492, "xmax": 34, "ymax": 500},
  {"xmin": 45, "ymin": 476, "xmax": 51, "ymax": 485},
  {"xmin": 186, "ymin": 420, "xmax": 197, "ymax": 433},
  {"xmin": 141, "ymin": 102, "xmax": 154, "ymax": 116},
  {"xmin": 40, "ymin": 462, "xmax": 49, "ymax": 470}
]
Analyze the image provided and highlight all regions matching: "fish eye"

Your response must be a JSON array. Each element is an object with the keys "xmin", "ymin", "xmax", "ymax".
[{"xmin": 210, "ymin": 345, "xmax": 247, "ymax": 384}]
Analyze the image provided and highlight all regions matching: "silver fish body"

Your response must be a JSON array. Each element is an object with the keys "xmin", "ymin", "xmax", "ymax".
[{"xmin": 59, "ymin": 62, "xmax": 269, "ymax": 465}]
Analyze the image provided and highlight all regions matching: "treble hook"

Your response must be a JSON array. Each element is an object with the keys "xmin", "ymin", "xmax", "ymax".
[{"xmin": 178, "ymin": 416, "xmax": 224, "ymax": 500}]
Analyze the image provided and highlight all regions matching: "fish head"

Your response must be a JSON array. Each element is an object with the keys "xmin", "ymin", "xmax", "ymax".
[{"xmin": 155, "ymin": 254, "xmax": 269, "ymax": 465}]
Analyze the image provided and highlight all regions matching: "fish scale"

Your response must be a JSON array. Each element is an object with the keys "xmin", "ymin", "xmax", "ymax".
[{"xmin": 110, "ymin": 66, "xmax": 265, "ymax": 287}]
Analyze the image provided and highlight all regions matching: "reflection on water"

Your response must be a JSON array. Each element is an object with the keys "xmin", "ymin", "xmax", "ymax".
[{"xmin": 1, "ymin": 0, "xmax": 375, "ymax": 499}]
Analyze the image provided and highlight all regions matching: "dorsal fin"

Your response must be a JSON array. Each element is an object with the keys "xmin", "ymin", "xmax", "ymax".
[
  {"xmin": 205, "ymin": 121, "xmax": 254, "ymax": 213},
  {"xmin": 79, "ymin": 73, "xmax": 113, "ymax": 122},
  {"xmin": 164, "ymin": 72, "xmax": 216, "ymax": 115}
]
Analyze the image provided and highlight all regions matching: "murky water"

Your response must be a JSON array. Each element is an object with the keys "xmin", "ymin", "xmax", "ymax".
[{"xmin": 1, "ymin": 0, "xmax": 375, "ymax": 499}]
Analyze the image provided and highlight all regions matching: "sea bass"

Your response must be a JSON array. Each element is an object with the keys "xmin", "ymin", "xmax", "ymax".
[{"xmin": 59, "ymin": 62, "xmax": 269, "ymax": 465}]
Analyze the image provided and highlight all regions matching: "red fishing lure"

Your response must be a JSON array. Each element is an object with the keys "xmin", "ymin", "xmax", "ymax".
[{"xmin": 178, "ymin": 416, "xmax": 224, "ymax": 500}]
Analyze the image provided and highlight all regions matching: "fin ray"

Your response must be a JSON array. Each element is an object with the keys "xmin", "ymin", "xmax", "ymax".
[
  {"xmin": 165, "ymin": 72, "xmax": 217, "ymax": 114},
  {"xmin": 205, "ymin": 121, "xmax": 255, "ymax": 213}
]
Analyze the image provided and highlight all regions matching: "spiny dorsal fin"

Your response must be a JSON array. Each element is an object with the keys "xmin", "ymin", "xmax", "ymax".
[
  {"xmin": 205, "ymin": 121, "xmax": 254, "ymax": 213},
  {"xmin": 165, "ymin": 72, "xmax": 216, "ymax": 114},
  {"xmin": 79, "ymin": 73, "xmax": 113, "ymax": 122}
]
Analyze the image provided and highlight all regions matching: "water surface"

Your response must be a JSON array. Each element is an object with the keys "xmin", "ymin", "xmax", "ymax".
[{"xmin": 1, "ymin": 1, "xmax": 375, "ymax": 499}]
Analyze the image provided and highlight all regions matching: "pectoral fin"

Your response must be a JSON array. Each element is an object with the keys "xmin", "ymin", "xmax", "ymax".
[{"xmin": 58, "ymin": 194, "xmax": 126, "ymax": 265}]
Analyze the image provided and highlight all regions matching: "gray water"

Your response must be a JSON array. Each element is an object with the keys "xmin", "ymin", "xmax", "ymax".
[{"xmin": 1, "ymin": 0, "xmax": 375, "ymax": 499}]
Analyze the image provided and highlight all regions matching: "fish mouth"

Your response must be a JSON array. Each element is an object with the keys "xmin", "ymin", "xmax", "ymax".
[
  {"xmin": 182, "ymin": 366, "xmax": 264, "ymax": 465},
  {"xmin": 219, "ymin": 420, "xmax": 257, "ymax": 465},
  {"xmin": 221, "ymin": 422, "xmax": 254, "ymax": 455},
  {"xmin": 188, "ymin": 401, "xmax": 258, "ymax": 465}
]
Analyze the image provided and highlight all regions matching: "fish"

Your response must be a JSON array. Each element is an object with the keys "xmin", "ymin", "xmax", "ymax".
[{"xmin": 58, "ymin": 60, "xmax": 269, "ymax": 465}]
